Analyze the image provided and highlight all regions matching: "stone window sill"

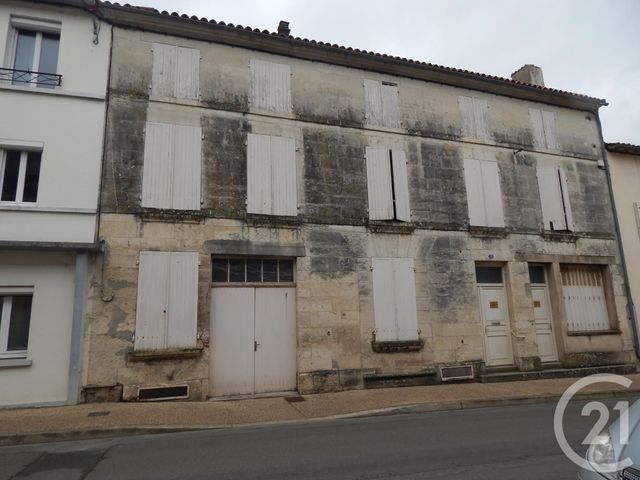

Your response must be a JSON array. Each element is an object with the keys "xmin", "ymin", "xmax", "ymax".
[
  {"xmin": 0, "ymin": 358, "xmax": 32, "ymax": 368},
  {"xmin": 371, "ymin": 339, "xmax": 424, "ymax": 353},
  {"xmin": 138, "ymin": 208, "xmax": 204, "ymax": 224},
  {"xmin": 127, "ymin": 348, "xmax": 203, "ymax": 362},
  {"xmin": 567, "ymin": 330, "xmax": 621, "ymax": 337},
  {"xmin": 468, "ymin": 226, "xmax": 509, "ymax": 238},
  {"xmin": 245, "ymin": 214, "xmax": 301, "ymax": 228},
  {"xmin": 368, "ymin": 221, "xmax": 416, "ymax": 234},
  {"xmin": 541, "ymin": 231, "xmax": 579, "ymax": 243}
]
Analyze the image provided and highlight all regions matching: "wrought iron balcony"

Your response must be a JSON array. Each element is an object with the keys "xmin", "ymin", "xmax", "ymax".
[{"xmin": 0, "ymin": 67, "xmax": 62, "ymax": 87}]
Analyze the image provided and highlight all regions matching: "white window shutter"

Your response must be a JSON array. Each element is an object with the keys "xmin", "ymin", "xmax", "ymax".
[
  {"xmin": 529, "ymin": 108, "xmax": 546, "ymax": 148},
  {"xmin": 480, "ymin": 160, "xmax": 505, "ymax": 227},
  {"xmin": 247, "ymin": 133, "xmax": 272, "ymax": 214},
  {"xmin": 249, "ymin": 59, "xmax": 291, "ymax": 113},
  {"xmin": 365, "ymin": 147, "xmax": 394, "ymax": 220},
  {"xmin": 176, "ymin": 47, "xmax": 200, "ymax": 100},
  {"xmin": 364, "ymin": 79, "xmax": 383, "ymax": 126},
  {"xmin": 391, "ymin": 149, "xmax": 411, "ymax": 222},
  {"xmin": 142, "ymin": 122, "xmax": 174, "ymax": 209},
  {"xmin": 381, "ymin": 83, "xmax": 400, "ymax": 128},
  {"xmin": 463, "ymin": 158, "xmax": 486, "ymax": 226},
  {"xmin": 634, "ymin": 202, "xmax": 640, "ymax": 238},
  {"xmin": 558, "ymin": 169, "xmax": 574, "ymax": 231},
  {"xmin": 135, "ymin": 252, "xmax": 170, "ymax": 351},
  {"xmin": 473, "ymin": 98, "xmax": 489, "ymax": 141},
  {"xmin": 537, "ymin": 166, "xmax": 566, "ymax": 230},
  {"xmin": 541, "ymin": 110, "xmax": 558, "ymax": 150},
  {"xmin": 171, "ymin": 125, "xmax": 202, "ymax": 210},
  {"xmin": 151, "ymin": 43, "xmax": 177, "ymax": 97},
  {"xmin": 372, "ymin": 258, "xmax": 397, "ymax": 341},
  {"xmin": 167, "ymin": 252, "xmax": 199, "ymax": 348},
  {"xmin": 270, "ymin": 136, "xmax": 297, "ymax": 216},
  {"xmin": 393, "ymin": 258, "xmax": 419, "ymax": 341}
]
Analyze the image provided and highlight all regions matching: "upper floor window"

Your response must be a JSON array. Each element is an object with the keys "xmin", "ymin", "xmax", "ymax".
[
  {"xmin": 463, "ymin": 158, "xmax": 504, "ymax": 228},
  {"xmin": 536, "ymin": 166, "xmax": 574, "ymax": 231},
  {"xmin": 0, "ymin": 291, "xmax": 33, "ymax": 358},
  {"xmin": 0, "ymin": 149, "xmax": 42, "ymax": 204},
  {"xmin": 7, "ymin": 23, "xmax": 60, "ymax": 88},
  {"xmin": 246, "ymin": 133, "xmax": 297, "ymax": 216},
  {"xmin": 249, "ymin": 59, "xmax": 292, "ymax": 113},
  {"xmin": 151, "ymin": 43, "xmax": 200, "ymax": 100},
  {"xmin": 141, "ymin": 122, "xmax": 202, "ymax": 210},
  {"xmin": 363, "ymin": 80, "xmax": 400, "ymax": 128},
  {"xmin": 458, "ymin": 95, "xmax": 490, "ymax": 141},
  {"xmin": 529, "ymin": 108, "xmax": 558, "ymax": 150},
  {"xmin": 365, "ymin": 146, "xmax": 410, "ymax": 222}
]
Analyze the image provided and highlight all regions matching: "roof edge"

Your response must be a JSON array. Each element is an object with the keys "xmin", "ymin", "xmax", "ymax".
[
  {"xmin": 606, "ymin": 143, "xmax": 640, "ymax": 155},
  {"xmin": 97, "ymin": 2, "xmax": 606, "ymax": 112}
]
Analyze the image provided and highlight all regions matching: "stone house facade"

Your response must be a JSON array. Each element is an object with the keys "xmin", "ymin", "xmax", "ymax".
[{"xmin": 83, "ymin": 3, "xmax": 636, "ymax": 401}]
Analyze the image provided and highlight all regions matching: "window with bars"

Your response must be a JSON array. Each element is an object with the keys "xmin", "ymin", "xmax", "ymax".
[
  {"xmin": 561, "ymin": 265, "xmax": 612, "ymax": 332},
  {"xmin": 8, "ymin": 27, "xmax": 61, "ymax": 88},
  {"xmin": 212, "ymin": 258, "xmax": 295, "ymax": 284}
]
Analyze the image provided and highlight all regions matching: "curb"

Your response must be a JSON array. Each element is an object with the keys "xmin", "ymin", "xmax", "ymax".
[{"xmin": 1, "ymin": 389, "xmax": 638, "ymax": 447}]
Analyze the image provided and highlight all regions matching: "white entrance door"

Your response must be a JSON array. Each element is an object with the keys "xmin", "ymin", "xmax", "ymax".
[
  {"xmin": 532, "ymin": 286, "xmax": 559, "ymax": 362},
  {"xmin": 210, "ymin": 287, "xmax": 296, "ymax": 397},
  {"xmin": 478, "ymin": 286, "xmax": 514, "ymax": 366}
]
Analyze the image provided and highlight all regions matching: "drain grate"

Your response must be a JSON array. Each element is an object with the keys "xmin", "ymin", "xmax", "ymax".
[
  {"xmin": 284, "ymin": 396, "xmax": 306, "ymax": 403},
  {"xmin": 87, "ymin": 411, "xmax": 111, "ymax": 417}
]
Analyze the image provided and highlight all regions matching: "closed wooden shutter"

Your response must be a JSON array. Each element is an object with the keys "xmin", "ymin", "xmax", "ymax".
[
  {"xmin": 372, "ymin": 258, "xmax": 418, "ymax": 342},
  {"xmin": 142, "ymin": 122, "xmax": 174, "ymax": 209},
  {"xmin": 151, "ymin": 43, "xmax": 176, "ymax": 97},
  {"xmin": 459, "ymin": 96, "xmax": 489, "ymax": 140},
  {"xmin": 176, "ymin": 47, "xmax": 200, "ymax": 100},
  {"xmin": 381, "ymin": 83, "xmax": 400, "ymax": 128},
  {"xmin": 562, "ymin": 265, "xmax": 611, "ymax": 332},
  {"xmin": 172, "ymin": 125, "xmax": 202, "ymax": 210},
  {"xmin": 463, "ymin": 158, "xmax": 486, "ymax": 226},
  {"xmin": 635, "ymin": 202, "xmax": 640, "ymax": 236},
  {"xmin": 135, "ymin": 252, "xmax": 170, "ymax": 351},
  {"xmin": 249, "ymin": 59, "xmax": 291, "ymax": 113},
  {"xmin": 391, "ymin": 149, "xmax": 411, "ymax": 222},
  {"xmin": 365, "ymin": 147, "xmax": 394, "ymax": 220},
  {"xmin": 542, "ymin": 110, "xmax": 557, "ymax": 150},
  {"xmin": 135, "ymin": 252, "xmax": 199, "ymax": 350},
  {"xmin": 167, "ymin": 252, "xmax": 199, "ymax": 348},
  {"xmin": 537, "ymin": 166, "xmax": 572, "ymax": 231},
  {"xmin": 480, "ymin": 160, "xmax": 505, "ymax": 227},
  {"xmin": 529, "ymin": 109, "xmax": 546, "ymax": 148},
  {"xmin": 270, "ymin": 136, "xmax": 297, "ymax": 216},
  {"xmin": 364, "ymin": 79, "xmax": 383, "ymax": 127},
  {"xmin": 247, "ymin": 133, "xmax": 297, "ymax": 216}
]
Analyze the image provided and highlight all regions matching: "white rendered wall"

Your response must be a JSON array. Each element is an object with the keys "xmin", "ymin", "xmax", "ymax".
[
  {"xmin": 0, "ymin": 252, "xmax": 75, "ymax": 406},
  {"xmin": 0, "ymin": 1, "xmax": 111, "ymax": 244}
]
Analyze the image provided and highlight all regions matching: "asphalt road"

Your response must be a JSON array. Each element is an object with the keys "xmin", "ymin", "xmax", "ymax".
[{"xmin": 0, "ymin": 399, "xmax": 619, "ymax": 480}]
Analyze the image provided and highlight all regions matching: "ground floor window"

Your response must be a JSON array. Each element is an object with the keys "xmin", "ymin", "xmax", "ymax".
[
  {"xmin": 0, "ymin": 291, "xmax": 33, "ymax": 357},
  {"xmin": 212, "ymin": 258, "xmax": 294, "ymax": 284},
  {"xmin": 561, "ymin": 265, "xmax": 612, "ymax": 332}
]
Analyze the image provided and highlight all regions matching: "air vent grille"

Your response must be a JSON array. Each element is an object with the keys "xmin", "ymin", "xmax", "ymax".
[
  {"xmin": 440, "ymin": 365, "xmax": 474, "ymax": 382},
  {"xmin": 137, "ymin": 385, "xmax": 189, "ymax": 401}
]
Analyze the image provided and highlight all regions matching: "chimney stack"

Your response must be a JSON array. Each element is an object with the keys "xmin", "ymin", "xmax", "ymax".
[
  {"xmin": 511, "ymin": 64, "xmax": 545, "ymax": 87},
  {"xmin": 277, "ymin": 20, "xmax": 290, "ymax": 36}
]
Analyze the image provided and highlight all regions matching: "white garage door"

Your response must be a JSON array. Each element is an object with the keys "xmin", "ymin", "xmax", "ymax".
[{"xmin": 209, "ymin": 258, "xmax": 297, "ymax": 397}]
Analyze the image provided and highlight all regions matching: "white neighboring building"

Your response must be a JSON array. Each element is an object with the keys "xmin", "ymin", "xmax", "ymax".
[{"xmin": 0, "ymin": 0, "xmax": 110, "ymax": 407}]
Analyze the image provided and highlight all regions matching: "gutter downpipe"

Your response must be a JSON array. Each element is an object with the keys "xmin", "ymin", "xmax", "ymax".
[{"xmin": 596, "ymin": 111, "xmax": 640, "ymax": 360}]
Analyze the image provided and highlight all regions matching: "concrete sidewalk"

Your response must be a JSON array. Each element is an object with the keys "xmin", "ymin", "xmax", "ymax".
[{"xmin": 2, "ymin": 374, "xmax": 640, "ymax": 446}]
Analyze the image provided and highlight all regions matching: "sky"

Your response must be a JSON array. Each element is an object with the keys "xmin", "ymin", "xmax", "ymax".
[{"xmin": 124, "ymin": 0, "xmax": 640, "ymax": 144}]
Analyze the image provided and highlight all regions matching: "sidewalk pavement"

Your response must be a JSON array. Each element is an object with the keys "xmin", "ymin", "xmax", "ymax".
[{"xmin": 2, "ymin": 374, "xmax": 640, "ymax": 446}]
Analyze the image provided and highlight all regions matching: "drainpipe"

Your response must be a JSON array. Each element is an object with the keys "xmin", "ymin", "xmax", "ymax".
[{"xmin": 595, "ymin": 111, "xmax": 640, "ymax": 360}]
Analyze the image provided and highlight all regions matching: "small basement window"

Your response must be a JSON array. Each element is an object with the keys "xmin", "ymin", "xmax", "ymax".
[{"xmin": 212, "ymin": 258, "xmax": 295, "ymax": 284}]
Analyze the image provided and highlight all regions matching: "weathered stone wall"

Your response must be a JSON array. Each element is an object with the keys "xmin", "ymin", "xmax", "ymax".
[{"xmin": 84, "ymin": 26, "xmax": 634, "ymax": 400}]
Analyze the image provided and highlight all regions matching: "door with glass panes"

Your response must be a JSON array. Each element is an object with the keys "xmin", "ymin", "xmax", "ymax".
[{"xmin": 210, "ymin": 258, "xmax": 296, "ymax": 397}]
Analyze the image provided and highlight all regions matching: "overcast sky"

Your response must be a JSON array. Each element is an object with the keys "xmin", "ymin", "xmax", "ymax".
[{"xmin": 125, "ymin": 0, "xmax": 640, "ymax": 144}]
